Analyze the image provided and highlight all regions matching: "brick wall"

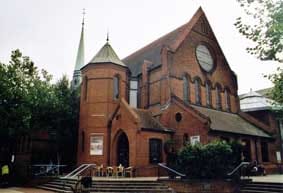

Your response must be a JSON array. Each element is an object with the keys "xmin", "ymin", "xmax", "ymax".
[{"xmin": 161, "ymin": 179, "xmax": 237, "ymax": 193}]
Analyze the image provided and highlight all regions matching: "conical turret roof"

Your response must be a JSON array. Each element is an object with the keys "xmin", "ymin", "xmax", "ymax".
[{"xmin": 89, "ymin": 41, "xmax": 125, "ymax": 66}]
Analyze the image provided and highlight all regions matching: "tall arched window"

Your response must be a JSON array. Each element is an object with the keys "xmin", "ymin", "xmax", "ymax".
[
  {"xmin": 224, "ymin": 88, "xmax": 231, "ymax": 112},
  {"xmin": 84, "ymin": 76, "xmax": 88, "ymax": 101},
  {"xmin": 215, "ymin": 84, "xmax": 222, "ymax": 110},
  {"xmin": 194, "ymin": 78, "xmax": 201, "ymax": 105},
  {"xmin": 205, "ymin": 81, "xmax": 211, "ymax": 107},
  {"xmin": 129, "ymin": 79, "xmax": 138, "ymax": 107},
  {"xmin": 183, "ymin": 75, "xmax": 190, "ymax": 103},
  {"xmin": 113, "ymin": 75, "xmax": 120, "ymax": 99}
]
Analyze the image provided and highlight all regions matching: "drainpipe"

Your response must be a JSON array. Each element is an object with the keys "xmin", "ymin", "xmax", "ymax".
[{"xmin": 107, "ymin": 121, "xmax": 112, "ymax": 166}]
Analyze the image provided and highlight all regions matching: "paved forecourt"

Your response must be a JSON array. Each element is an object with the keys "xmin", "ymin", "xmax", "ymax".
[
  {"xmin": 0, "ymin": 187, "xmax": 55, "ymax": 193},
  {"xmin": 251, "ymin": 174, "xmax": 283, "ymax": 183}
]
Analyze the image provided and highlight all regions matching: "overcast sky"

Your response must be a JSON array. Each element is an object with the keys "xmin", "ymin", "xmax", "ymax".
[{"xmin": 0, "ymin": 0, "xmax": 280, "ymax": 94}]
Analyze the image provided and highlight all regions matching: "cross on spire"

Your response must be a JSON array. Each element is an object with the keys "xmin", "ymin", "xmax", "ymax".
[
  {"xmin": 82, "ymin": 8, "xmax": 86, "ymax": 25},
  {"xmin": 106, "ymin": 30, "xmax": 109, "ymax": 42}
]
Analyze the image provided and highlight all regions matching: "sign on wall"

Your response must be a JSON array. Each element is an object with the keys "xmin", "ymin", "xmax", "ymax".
[
  {"xmin": 190, "ymin": 135, "xmax": 200, "ymax": 145},
  {"xmin": 90, "ymin": 135, "xmax": 103, "ymax": 155}
]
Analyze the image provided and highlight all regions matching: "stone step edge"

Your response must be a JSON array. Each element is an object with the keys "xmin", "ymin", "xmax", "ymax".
[{"xmin": 37, "ymin": 185, "xmax": 73, "ymax": 193}]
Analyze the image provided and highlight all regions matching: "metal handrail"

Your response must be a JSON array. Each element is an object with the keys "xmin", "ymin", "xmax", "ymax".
[
  {"xmin": 227, "ymin": 162, "xmax": 250, "ymax": 176},
  {"xmin": 62, "ymin": 164, "xmax": 96, "ymax": 179},
  {"xmin": 157, "ymin": 163, "xmax": 186, "ymax": 179},
  {"xmin": 63, "ymin": 164, "xmax": 88, "ymax": 178}
]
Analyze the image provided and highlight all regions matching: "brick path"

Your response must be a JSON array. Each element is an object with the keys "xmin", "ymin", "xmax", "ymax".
[{"xmin": 0, "ymin": 187, "xmax": 54, "ymax": 193}]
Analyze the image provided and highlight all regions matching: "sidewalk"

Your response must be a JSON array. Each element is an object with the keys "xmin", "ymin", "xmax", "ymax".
[
  {"xmin": 251, "ymin": 174, "xmax": 283, "ymax": 183},
  {"xmin": 0, "ymin": 187, "xmax": 54, "ymax": 193}
]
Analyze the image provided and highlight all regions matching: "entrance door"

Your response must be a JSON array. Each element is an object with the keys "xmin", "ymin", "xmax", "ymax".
[
  {"xmin": 117, "ymin": 132, "xmax": 129, "ymax": 167},
  {"xmin": 242, "ymin": 139, "xmax": 251, "ymax": 162}
]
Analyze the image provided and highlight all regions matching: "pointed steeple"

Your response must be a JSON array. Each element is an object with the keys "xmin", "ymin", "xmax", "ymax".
[{"xmin": 72, "ymin": 9, "xmax": 85, "ymax": 89}]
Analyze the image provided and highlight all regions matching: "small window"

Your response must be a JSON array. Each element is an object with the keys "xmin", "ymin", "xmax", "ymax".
[
  {"xmin": 149, "ymin": 139, "xmax": 162, "ymax": 164},
  {"xmin": 175, "ymin": 112, "xmax": 182, "ymax": 122},
  {"xmin": 216, "ymin": 84, "xmax": 222, "ymax": 110},
  {"xmin": 84, "ymin": 76, "xmax": 88, "ymax": 101},
  {"xmin": 194, "ymin": 78, "xmax": 201, "ymax": 105},
  {"xmin": 183, "ymin": 75, "xmax": 190, "ymax": 102},
  {"xmin": 200, "ymin": 18, "xmax": 209, "ymax": 34},
  {"xmin": 113, "ymin": 75, "xmax": 120, "ymax": 100},
  {"xmin": 261, "ymin": 141, "xmax": 269, "ymax": 162},
  {"xmin": 205, "ymin": 81, "xmax": 211, "ymax": 107},
  {"xmin": 81, "ymin": 131, "xmax": 85, "ymax": 152}
]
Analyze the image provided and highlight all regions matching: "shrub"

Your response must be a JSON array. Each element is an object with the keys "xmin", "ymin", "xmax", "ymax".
[{"xmin": 177, "ymin": 140, "xmax": 233, "ymax": 179}]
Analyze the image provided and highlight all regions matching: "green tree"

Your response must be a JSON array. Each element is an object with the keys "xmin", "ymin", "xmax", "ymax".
[
  {"xmin": 266, "ymin": 68, "xmax": 283, "ymax": 105},
  {"xmin": 0, "ymin": 49, "xmax": 52, "ymax": 136},
  {"xmin": 0, "ymin": 49, "xmax": 79, "ymax": 165},
  {"xmin": 235, "ymin": 0, "xmax": 283, "ymax": 105},
  {"xmin": 235, "ymin": 0, "xmax": 283, "ymax": 62},
  {"xmin": 52, "ymin": 76, "xmax": 80, "ymax": 165},
  {"xmin": 177, "ymin": 141, "xmax": 233, "ymax": 179}
]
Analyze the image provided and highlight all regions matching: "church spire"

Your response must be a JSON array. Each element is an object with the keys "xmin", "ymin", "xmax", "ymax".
[{"xmin": 72, "ymin": 9, "xmax": 85, "ymax": 89}]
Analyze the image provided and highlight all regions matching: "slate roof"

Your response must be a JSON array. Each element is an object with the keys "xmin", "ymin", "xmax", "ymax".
[
  {"xmin": 191, "ymin": 105, "xmax": 271, "ymax": 138},
  {"xmin": 88, "ymin": 42, "xmax": 125, "ymax": 67},
  {"xmin": 123, "ymin": 8, "xmax": 204, "ymax": 76},
  {"xmin": 133, "ymin": 109, "xmax": 174, "ymax": 133},
  {"xmin": 240, "ymin": 89, "xmax": 275, "ymax": 112}
]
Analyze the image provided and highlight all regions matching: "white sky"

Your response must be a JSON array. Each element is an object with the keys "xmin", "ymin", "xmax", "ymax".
[{"xmin": 0, "ymin": 0, "xmax": 280, "ymax": 94}]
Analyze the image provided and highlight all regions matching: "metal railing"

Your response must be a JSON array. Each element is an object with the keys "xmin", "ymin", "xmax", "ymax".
[
  {"xmin": 62, "ymin": 164, "xmax": 96, "ymax": 179},
  {"xmin": 31, "ymin": 164, "xmax": 67, "ymax": 176},
  {"xmin": 157, "ymin": 163, "xmax": 186, "ymax": 179},
  {"xmin": 226, "ymin": 161, "xmax": 250, "ymax": 180}
]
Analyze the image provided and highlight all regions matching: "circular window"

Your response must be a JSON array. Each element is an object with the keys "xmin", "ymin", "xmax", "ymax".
[
  {"xmin": 175, "ymin": 112, "xmax": 182, "ymax": 122},
  {"xmin": 196, "ymin": 44, "xmax": 214, "ymax": 72}
]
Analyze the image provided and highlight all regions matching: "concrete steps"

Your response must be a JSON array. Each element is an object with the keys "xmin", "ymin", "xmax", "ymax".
[
  {"xmin": 37, "ymin": 178, "xmax": 173, "ymax": 193},
  {"xmin": 240, "ymin": 182, "xmax": 283, "ymax": 193}
]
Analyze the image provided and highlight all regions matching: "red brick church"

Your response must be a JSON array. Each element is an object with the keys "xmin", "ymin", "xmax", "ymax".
[{"xmin": 73, "ymin": 7, "xmax": 281, "ymax": 176}]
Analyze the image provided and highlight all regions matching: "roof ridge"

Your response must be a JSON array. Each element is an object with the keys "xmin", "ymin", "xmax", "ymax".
[
  {"xmin": 122, "ymin": 7, "xmax": 205, "ymax": 76},
  {"xmin": 123, "ymin": 7, "xmax": 205, "ymax": 62},
  {"xmin": 123, "ymin": 22, "xmax": 188, "ymax": 62},
  {"xmin": 238, "ymin": 111, "xmax": 271, "ymax": 135},
  {"xmin": 171, "ymin": 95, "xmax": 210, "ymax": 123}
]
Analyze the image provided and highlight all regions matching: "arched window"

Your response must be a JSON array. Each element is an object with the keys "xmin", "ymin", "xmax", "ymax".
[
  {"xmin": 205, "ymin": 81, "xmax": 211, "ymax": 107},
  {"xmin": 84, "ymin": 76, "xmax": 88, "ymax": 101},
  {"xmin": 224, "ymin": 88, "xmax": 231, "ymax": 112},
  {"xmin": 113, "ymin": 75, "xmax": 120, "ymax": 99},
  {"xmin": 216, "ymin": 84, "xmax": 222, "ymax": 110},
  {"xmin": 183, "ymin": 75, "xmax": 190, "ymax": 103},
  {"xmin": 194, "ymin": 78, "xmax": 201, "ymax": 105}
]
